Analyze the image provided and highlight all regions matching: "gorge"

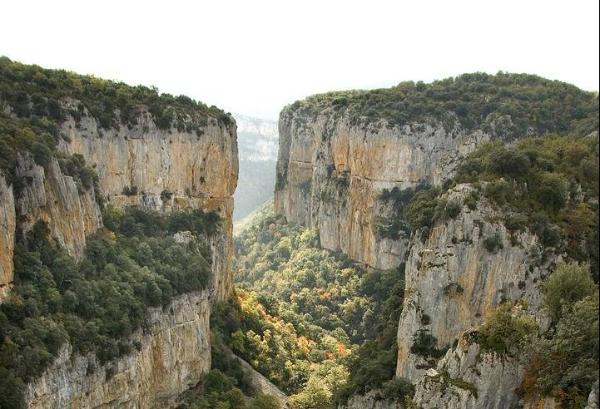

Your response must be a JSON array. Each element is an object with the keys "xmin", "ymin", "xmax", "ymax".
[{"xmin": 1, "ymin": 58, "xmax": 599, "ymax": 409}]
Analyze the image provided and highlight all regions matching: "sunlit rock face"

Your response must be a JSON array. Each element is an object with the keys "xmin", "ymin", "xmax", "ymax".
[
  {"xmin": 275, "ymin": 107, "xmax": 492, "ymax": 270},
  {"xmin": 59, "ymin": 110, "xmax": 238, "ymax": 300},
  {"xmin": 395, "ymin": 185, "xmax": 551, "ymax": 381},
  {"xmin": 25, "ymin": 291, "xmax": 211, "ymax": 409},
  {"xmin": 0, "ymin": 156, "xmax": 103, "ymax": 301},
  {"xmin": 0, "ymin": 173, "xmax": 16, "ymax": 299}
]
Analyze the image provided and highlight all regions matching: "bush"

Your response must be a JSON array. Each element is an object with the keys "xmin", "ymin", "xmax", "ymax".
[
  {"xmin": 443, "ymin": 200, "xmax": 462, "ymax": 220},
  {"xmin": 410, "ymin": 329, "xmax": 445, "ymax": 358},
  {"xmin": 524, "ymin": 295, "xmax": 599, "ymax": 407},
  {"xmin": 381, "ymin": 377, "xmax": 415, "ymax": 401},
  {"xmin": 476, "ymin": 304, "xmax": 537, "ymax": 354},
  {"xmin": 483, "ymin": 231, "xmax": 503, "ymax": 253},
  {"xmin": 543, "ymin": 263, "xmax": 597, "ymax": 323}
]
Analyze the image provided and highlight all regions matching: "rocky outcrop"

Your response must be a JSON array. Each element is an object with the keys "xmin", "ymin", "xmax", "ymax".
[
  {"xmin": 59, "ymin": 111, "xmax": 238, "ymax": 300},
  {"xmin": 15, "ymin": 155, "xmax": 103, "ymax": 258},
  {"xmin": 395, "ymin": 185, "xmax": 551, "ymax": 381},
  {"xmin": 412, "ymin": 332, "xmax": 522, "ymax": 409},
  {"xmin": 0, "ymin": 173, "xmax": 16, "ymax": 299},
  {"xmin": 338, "ymin": 391, "xmax": 403, "ymax": 409},
  {"xmin": 0, "ymin": 156, "xmax": 103, "ymax": 301},
  {"xmin": 586, "ymin": 381, "xmax": 599, "ymax": 409},
  {"xmin": 25, "ymin": 291, "xmax": 211, "ymax": 409},
  {"xmin": 275, "ymin": 109, "xmax": 491, "ymax": 270}
]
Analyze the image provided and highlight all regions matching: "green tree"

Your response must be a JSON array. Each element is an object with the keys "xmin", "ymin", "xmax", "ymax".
[{"xmin": 543, "ymin": 263, "xmax": 596, "ymax": 323}]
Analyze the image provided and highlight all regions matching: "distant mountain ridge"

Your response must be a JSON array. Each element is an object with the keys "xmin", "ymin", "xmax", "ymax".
[
  {"xmin": 233, "ymin": 114, "xmax": 278, "ymax": 220},
  {"xmin": 235, "ymin": 114, "xmax": 278, "ymax": 162}
]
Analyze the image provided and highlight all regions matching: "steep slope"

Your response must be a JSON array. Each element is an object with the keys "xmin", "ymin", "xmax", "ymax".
[
  {"xmin": 0, "ymin": 58, "xmax": 238, "ymax": 408},
  {"xmin": 233, "ymin": 114, "xmax": 278, "ymax": 221},
  {"xmin": 274, "ymin": 73, "xmax": 599, "ymax": 409},
  {"xmin": 275, "ymin": 73, "xmax": 597, "ymax": 270}
]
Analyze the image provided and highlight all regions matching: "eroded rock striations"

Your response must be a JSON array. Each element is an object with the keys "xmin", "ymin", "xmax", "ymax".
[
  {"xmin": 25, "ymin": 291, "xmax": 211, "ymax": 409},
  {"xmin": 0, "ymin": 173, "xmax": 16, "ymax": 299},
  {"xmin": 0, "ymin": 156, "xmax": 103, "ymax": 300},
  {"xmin": 275, "ymin": 110, "xmax": 488, "ymax": 270}
]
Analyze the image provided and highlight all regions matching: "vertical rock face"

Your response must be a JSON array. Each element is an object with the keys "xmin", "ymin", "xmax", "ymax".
[
  {"xmin": 59, "ymin": 111, "xmax": 238, "ymax": 300},
  {"xmin": 15, "ymin": 155, "xmax": 103, "ymax": 258},
  {"xmin": 275, "ymin": 109, "xmax": 490, "ymax": 270},
  {"xmin": 395, "ymin": 185, "xmax": 550, "ymax": 382},
  {"xmin": 0, "ymin": 174, "xmax": 16, "ymax": 299},
  {"xmin": 0, "ymin": 157, "xmax": 103, "ymax": 301},
  {"xmin": 25, "ymin": 291, "xmax": 211, "ymax": 409},
  {"xmin": 412, "ymin": 332, "xmax": 523, "ymax": 409}
]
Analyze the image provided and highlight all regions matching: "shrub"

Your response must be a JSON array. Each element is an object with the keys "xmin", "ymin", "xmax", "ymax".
[
  {"xmin": 483, "ymin": 230, "xmax": 503, "ymax": 253},
  {"xmin": 543, "ymin": 263, "xmax": 596, "ymax": 323},
  {"xmin": 476, "ymin": 303, "xmax": 537, "ymax": 354},
  {"xmin": 443, "ymin": 200, "xmax": 462, "ymax": 220},
  {"xmin": 381, "ymin": 377, "xmax": 415, "ymax": 401},
  {"xmin": 524, "ymin": 295, "xmax": 599, "ymax": 407},
  {"xmin": 122, "ymin": 185, "xmax": 138, "ymax": 196},
  {"xmin": 410, "ymin": 329, "xmax": 446, "ymax": 358}
]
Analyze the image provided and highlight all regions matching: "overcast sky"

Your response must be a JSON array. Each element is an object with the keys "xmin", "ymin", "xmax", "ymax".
[{"xmin": 1, "ymin": 0, "xmax": 598, "ymax": 119}]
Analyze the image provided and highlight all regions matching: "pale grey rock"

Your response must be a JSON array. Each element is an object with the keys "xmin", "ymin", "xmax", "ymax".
[
  {"xmin": 15, "ymin": 155, "xmax": 103, "ymax": 259},
  {"xmin": 586, "ymin": 381, "xmax": 599, "ymax": 409},
  {"xmin": 396, "ymin": 184, "xmax": 552, "ymax": 381},
  {"xmin": 412, "ymin": 332, "xmax": 522, "ymax": 409}
]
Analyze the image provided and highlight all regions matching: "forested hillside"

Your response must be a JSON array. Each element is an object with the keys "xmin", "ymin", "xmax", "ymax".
[{"xmin": 210, "ymin": 205, "xmax": 406, "ymax": 408}]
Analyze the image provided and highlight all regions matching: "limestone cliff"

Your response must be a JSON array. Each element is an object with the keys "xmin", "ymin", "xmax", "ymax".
[
  {"xmin": 411, "ymin": 331, "xmax": 523, "ymax": 409},
  {"xmin": 0, "ymin": 156, "xmax": 103, "ymax": 300},
  {"xmin": 339, "ymin": 390, "xmax": 403, "ymax": 409},
  {"xmin": 275, "ymin": 110, "xmax": 487, "ymax": 270},
  {"xmin": 395, "ymin": 185, "xmax": 550, "ymax": 381},
  {"xmin": 25, "ymin": 291, "xmax": 211, "ymax": 409},
  {"xmin": 59, "ymin": 109, "xmax": 238, "ymax": 300},
  {"xmin": 0, "ymin": 173, "xmax": 16, "ymax": 298}
]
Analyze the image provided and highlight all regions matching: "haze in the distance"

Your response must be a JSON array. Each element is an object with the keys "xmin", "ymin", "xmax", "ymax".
[{"xmin": 1, "ymin": 0, "xmax": 598, "ymax": 120}]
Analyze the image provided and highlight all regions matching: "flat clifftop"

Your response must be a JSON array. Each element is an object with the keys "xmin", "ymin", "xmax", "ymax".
[
  {"xmin": 0, "ymin": 56, "xmax": 233, "ymax": 131},
  {"xmin": 281, "ymin": 72, "xmax": 598, "ymax": 136}
]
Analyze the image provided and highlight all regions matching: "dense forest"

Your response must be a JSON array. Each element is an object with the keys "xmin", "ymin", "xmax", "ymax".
[
  {"xmin": 0, "ymin": 207, "xmax": 218, "ymax": 408},
  {"xmin": 208, "ymin": 205, "xmax": 408, "ymax": 408}
]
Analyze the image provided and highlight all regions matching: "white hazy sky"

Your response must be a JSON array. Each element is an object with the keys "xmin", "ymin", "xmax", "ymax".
[{"xmin": 1, "ymin": 0, "xmax": 598, "ymax": 119}]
